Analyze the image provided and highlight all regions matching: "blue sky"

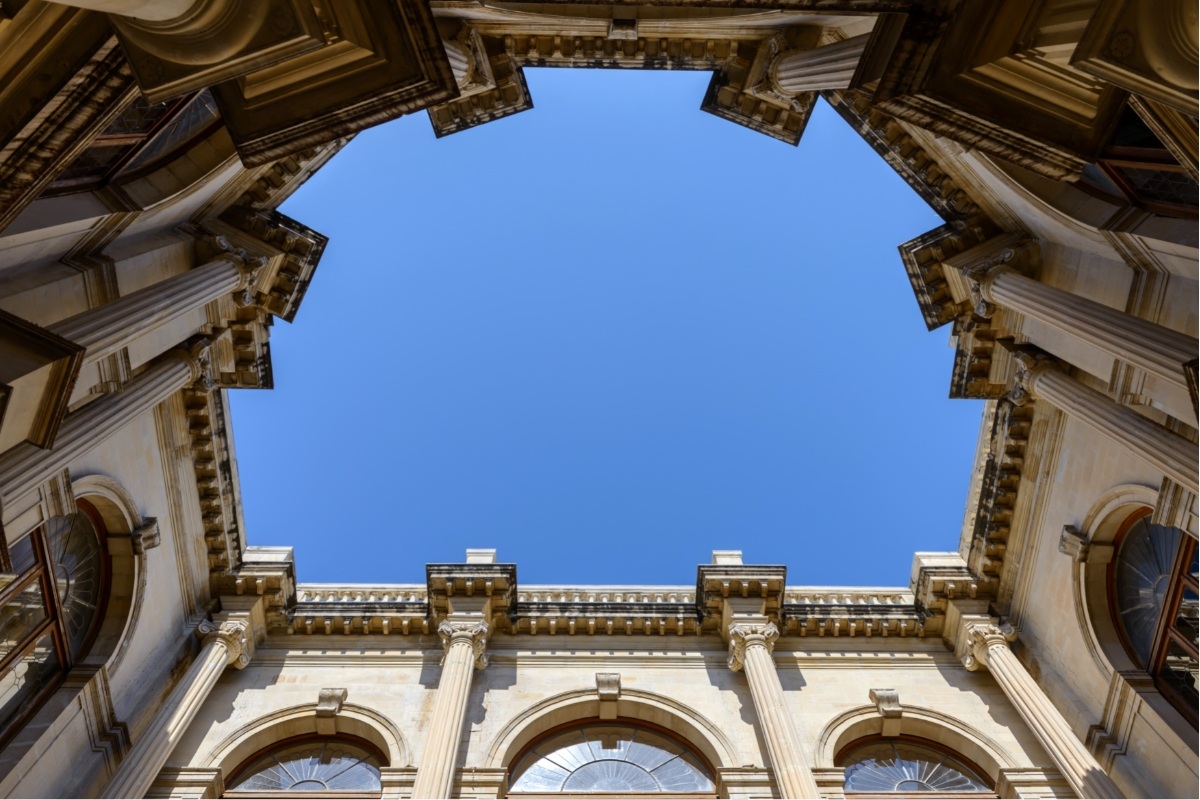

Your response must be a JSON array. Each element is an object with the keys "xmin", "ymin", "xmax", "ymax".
[{"xmin": 229, "ymin": 68, "xmax": 983, "ymax": 588}]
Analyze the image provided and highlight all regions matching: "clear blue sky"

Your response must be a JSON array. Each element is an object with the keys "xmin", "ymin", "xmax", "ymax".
[{"xmin": 229, "ymin": 68, "xmax": 983, "ymax": 588}]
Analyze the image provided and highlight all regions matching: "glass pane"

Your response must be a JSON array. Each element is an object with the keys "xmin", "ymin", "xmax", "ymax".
[
  {"xmin": 510, "ymin": 725, "xmax": 714, "ymax": 793},
  {"xmin": 103, "ymin": 95, "xmax": 177, "ymax": 136},
  {"xmin": 54, "ymin": 145, "xmax": 134, "ymax": 185},
  {"xmin": 6, "ymin": 535, "xmax": 36, "ymax": 579},
  {"xmin": 0, "ymin": 633, "xmax": 60, "ymax": 731},
  {"xmin": 230, "ymin": 740, "xmax": 382, "ymax": 791},
  {"xmin": 1115, "ymin": 520, "xmax": 1183, "ymax": 667},
  {"xmin": 1174, "ymin": 588, "xmax": 1198, "ymax": 646},
  {"xmin": 1157, "ymin": 639, "xmax": 1199, "ymax": 710},
  {"xmin": 44, "ymin": 514, "xmax": 103, "ymax": 659},
  {"xmin": 0, "ymin": 581, "xmax": 46, "ymax": 665},
  {"xmin": 840, "ymin": 741, "xmax": 990, "ymax": 793},
  {"xmin": 1116, "ymin": 166, "xmax": 1199, "ymax": 208},
  {"xmin": 120, "ymin": 90, "xmax": 220, "ymax": 176}
]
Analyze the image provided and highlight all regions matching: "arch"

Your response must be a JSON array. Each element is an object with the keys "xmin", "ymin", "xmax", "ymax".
[
  {"xmin": 1072, "ymin": 483, "xmax": 1160, "ymax": 678},
  {"xmin": 202, "ymin": 702, "xmax": 408, "ymax": 779},
  {"xmin": 69, "ymin": 474, "xmax": 149, "ymax": 678},
  {"xmin": 816, "ymin": 705, "xmax": 1019, "ymax": 784},
  {"xmin": 484, "ymin": 687, "xmax": 738, "ymax": 776}
]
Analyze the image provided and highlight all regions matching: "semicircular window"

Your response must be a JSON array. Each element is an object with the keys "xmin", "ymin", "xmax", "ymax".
[
  {"xmin": 509, "ymin": 724, "xmax": 715, "ymax": 794},
  {"xmin": 0, "ymin": 506, "xmax": 107, "ymax": 745},
  {"xmin": 840, "ymin": 739, "xmax": 991, "ymax": 793},
  {"xmin": 228, "ymin": 739, "xmax": 382, "ymax": 792},
  {"xmin": 1111, "ymin": 515, "xmax": 1198, "ymax": 726}
]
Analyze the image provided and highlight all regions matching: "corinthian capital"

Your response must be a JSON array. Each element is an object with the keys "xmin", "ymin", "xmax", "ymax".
[
  {"xmin": 438, "ymin": 619, "xmax": 490, "ymax": 669},
  {"xmin": 197, "ymin": 618, "xmax": 252, "ymax": 669},
  {"xmin": 727, "ymin": 621, "xmax": 779, "ymax": 672},
  {"xmin": 961, "ymin": 621, "xmax": 1016, "ymax": 672},
  {"xmin": 1008, "ymin": 347, "xmax": 1059, "ymax": 407}
]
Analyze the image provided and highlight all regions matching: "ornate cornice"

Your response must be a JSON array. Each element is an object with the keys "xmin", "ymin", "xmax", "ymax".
[
  {"xmin": 438, "ymin": 619, "xmax": 490, "ymax": 669},
  {"xmin": 726, "ymin": 621, "xmax": 779, "ymax": 672},
  {"xmin": 197, "ymin": 618, "xmax": 252, "ymax": 669}
]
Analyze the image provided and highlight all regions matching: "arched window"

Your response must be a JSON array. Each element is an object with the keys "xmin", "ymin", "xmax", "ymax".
[
  {"xmin": 225, "ymin": 736, "xmax": 384, "ymax": 793},
  {"xmin": 1110, "ymin": 513, "xmax": 1198, "ymax": 726},
  {"xmin": 509, "ymin": 722, "xmax": 716, "ymax": 795},
  {"xmin": 0, "ymin": 504, "xmax": 108, "ymax": 745},
  {"xmin": 838, "ymin": 737, "xmax": 992, "ymax": 794}
]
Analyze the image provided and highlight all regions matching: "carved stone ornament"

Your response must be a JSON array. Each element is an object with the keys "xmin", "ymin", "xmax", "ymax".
[
  {"xmin": 197, "ymin": 618, "xmax": 252, "ymax": 669},
  {"xmin": 1007, "ymin": 349, "xmax": 1058, "ymax": 408},
  {"xmin": 959, "ymin": 250, "xmax": 1015, "ymax": 318},
  {"xmin": 130, "ymin": 517, "xmax": 161, "ymax": 555},
  {"xmin": 438, "ymin": 619, "xmax": 490, "ymax": 669},
  {"xmin": 726, "ymin": 621, "xmax": 779, "ymax": 672},
  {"xmin": 1058, "ymin": 525, "xmax": 1090, "ymax": 562},
  {"xmin": 316, "ymin": 688, "xmax": 348, "ymax": 717},
  {"xmin": 869, "ymin": 688, "xmax": 902, "ymax": 718},
  {"xmin": 961, "ymin": 621, "xmax": 1017, "ymax": 672}
]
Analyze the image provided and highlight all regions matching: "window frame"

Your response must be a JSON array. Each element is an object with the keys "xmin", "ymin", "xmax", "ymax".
[
  {"xmin": 1107, "ymin": 508, "xmax": 1198, "ymax": 728},
  {"xmin": 0, "ymin": 501, "xmax": 110, "ymax": 748},
  {"xmin": 834, "ymin": 734, "xmax": 996, "ymax": 797},
  {"xmin": 506, "ymin": 718, "xmax": 719, "ymax": 798},
  {"xmin": 223, "ymin": 732, "xmax": 388, "ymax": 799}
]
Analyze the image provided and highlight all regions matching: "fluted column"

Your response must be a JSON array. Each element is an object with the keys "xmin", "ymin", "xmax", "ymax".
[
  {"xmin": 728, "ymin": 622, "xmax": 819, "ymax": 799},
  {"xmin": 50, "ymin": 244, "xmax": 262, "ymax": 368},
  {"xmin": 101, "ymin": 618, "xmax": 252, "ymax": 799},
  {"xmin": 0, "ymin": 339, "xmax": 212, "ymax": 509},
  {"xmin": 411, "ymin": 619, "xmax": 489, "ymax": 799},
  {"xmin": 964, "ymin": 258, "xmax": 1197, "ymax": 396},
  {"xmin": 770, "ymin": 34, "xmax": 869, "ymax": 94},
  {"xmin": 1011, "ymin": 351, "xmax": 1198, "ymax": 492},
  {"xmin": 443, "ymin": 38, "xmax": 473, "ymax": 89},
  {"xmin": 962, "ymin": 622, "xmax": 1123, "ymax": 799}
]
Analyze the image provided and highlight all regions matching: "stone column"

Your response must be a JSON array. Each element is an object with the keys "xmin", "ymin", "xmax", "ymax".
[
  {"xmin": 443, "ymin": 38, "xmax": 473, "ymax": 89},
  {"xmin": 100, "ymin": 618, "xmax": 252, "ymax": 799},
  {"xmin": 962, "ymin": 622, "xmax": 1123, "ymax": 799},
  {"xmin": 0, "ymin": 339, "xmax": 212, "ymax": 509},
  {"xmin": 50, "ymin": 246, "xmax": 262, "ymax": 368},
  {"xmin": 411, "ymin": 619, "xmax": 489, "ymax": 799},
  {"xmin": 728, "ymin": 622, "xmax": 819, "ymax": 799},
  {"xmin": 1011, "ymin": 351, "xmax": 1198, "ymax": 492},
  {"xmin": 964, "ymin": 258, "xmax": 1197, "ymax": 396},
  {"xmin": 770, "ymin": 34, "xmax": 870, "ymax": 93}
]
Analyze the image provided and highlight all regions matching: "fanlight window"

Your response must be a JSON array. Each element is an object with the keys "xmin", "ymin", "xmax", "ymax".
[
  {"xmin": 509, "ymin": 724, "xmax": 716, "ymax": 794},
  {"xmin": 839, "ymin": 739, "xmax": 991, "ymax": 793},
  {"xmin": 227, "ymin": 739, "xmax": 382, "ymax": 792},
  {"xmin": 0, "ymin": 506, "xmax": 107, "ymax": 744},
  {"xmin": 1111, "ymin": 515, "xmax": 1198, "ymax": 725}
]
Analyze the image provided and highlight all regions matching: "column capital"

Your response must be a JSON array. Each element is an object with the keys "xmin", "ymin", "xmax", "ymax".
[
  {"xmin": 1006, "ymin": 345, "xmax": 1061, "ymax": 406},
  {"xmin": 961, "ymin": 620, "xmax": 1017, "ymax": 672},
  {"xmin": 727, "ymin": 621, "xmax": 779, "ymax": 672},
  {"xmin": 438, "ymin": 619, "xmax": 490, "ymax": 669},
  {"xmin": 197, "ymin": 235, "xmax": 268, "ymax": 306},
  {"xmin": 197, "ymin": 618, "xmax": 252, "ymax": 669}
]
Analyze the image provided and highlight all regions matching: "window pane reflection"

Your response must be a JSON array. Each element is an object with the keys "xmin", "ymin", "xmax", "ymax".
[{"xmin": 0, "ymin": 634, "xmax": 60, "ymax": 731}]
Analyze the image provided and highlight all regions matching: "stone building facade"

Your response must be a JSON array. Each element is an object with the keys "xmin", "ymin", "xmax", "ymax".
[{"xmin": 0, "ymin": 0, "xmax": 1196, "ymax": 797}]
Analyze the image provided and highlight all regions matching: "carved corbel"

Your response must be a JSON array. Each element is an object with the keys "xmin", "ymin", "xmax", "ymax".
[
  {"xmin": 596, "ymin": 673, "xmax": 621, "ymax": 720},
  {"xmin": 869, "ymin": 688, "xmax": 902, "ymax": 736},
  {"xmin": 727, "ymin": 621, "xmax": 779, "ymax": 672},
  {"xmin": 316, "ymin": 688, "xmax": 348, "ymax": 734},
  {"xmin": 438, "ymin": 619, "xmax": 490, "ymax": 669},
  {"xmin": 130, "ymin": 517, "xmax": 160, "ymax": 555},
  {"xmin": 197, "ymin": 617, "xmax": 252, "ymax": 669},
  {"xmin": 961, "ymin": 621, "xmax": 1016, "ymax": 672}
]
